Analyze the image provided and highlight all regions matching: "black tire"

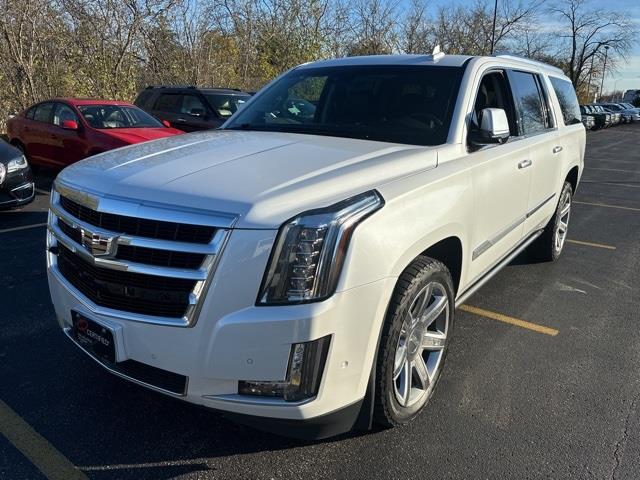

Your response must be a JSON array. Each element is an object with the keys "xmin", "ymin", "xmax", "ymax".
[
  {"xmin": 528, "ymin": 181, "xmax": 573, "ymax": 262},
  {"xmin": 373, "ymin": 256, "xmax": 455, "ymax": 427}
]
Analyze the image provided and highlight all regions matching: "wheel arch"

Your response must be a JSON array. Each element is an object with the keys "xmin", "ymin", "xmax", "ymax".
[{"xmin": 565, "ymin": 165, "xmax": 579, "ymax": 194}]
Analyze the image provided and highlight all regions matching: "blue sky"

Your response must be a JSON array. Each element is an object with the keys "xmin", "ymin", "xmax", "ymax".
[{"xmin": 426, "ymin": 0, "xmax": 640, "ymax": 93}]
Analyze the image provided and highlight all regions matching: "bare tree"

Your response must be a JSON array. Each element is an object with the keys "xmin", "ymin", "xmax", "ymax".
[{"xmin": 549, "ymin": 0, "xmax": 636, "ymax": 89}]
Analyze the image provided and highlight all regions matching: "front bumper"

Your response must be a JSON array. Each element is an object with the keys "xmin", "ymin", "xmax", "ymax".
[
  {"xmin": 0, "ymin": 168, "xmax": 34, "ymax": 209},
  {"xmin": 47, "ymin": 228, "xmax": 394, "ymax": 436}
]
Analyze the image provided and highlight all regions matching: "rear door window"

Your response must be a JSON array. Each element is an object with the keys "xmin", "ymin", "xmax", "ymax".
[
  {"xmin": 33, "ymin": 103, "xmax": 54, "ymax": 123},
  {"xmin": 154, "ymin": 94, "xmax": 182, "ymax": 113},
  {"xmin": 507, "ymin": 71, "xmax": 552, "ymax": 136},
  {"xmin": 134, "ymin": 90, "xmax": 153, "ymax": 107}
]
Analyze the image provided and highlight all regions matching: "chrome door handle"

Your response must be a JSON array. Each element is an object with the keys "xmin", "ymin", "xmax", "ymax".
[
  {"xmin": 518, "ymin": 159, "xmax": 532, "ymax": 169},
  {"xmin": 553, "ymin": 146, "xmax": 563, "ymax": 154}
]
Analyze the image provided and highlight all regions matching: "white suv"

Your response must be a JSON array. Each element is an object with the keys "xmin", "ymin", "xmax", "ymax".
[{"xmin": 47, "ymin": 53, "xmax": 584, "ymax": 439}]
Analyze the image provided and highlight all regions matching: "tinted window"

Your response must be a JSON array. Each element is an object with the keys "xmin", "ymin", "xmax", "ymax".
[
  {"xmin": 472, "ymin": 71, "xmax": 518, "ymax": 136},
  {"xmin": 25, "ymin": 106, "xmax": 36, "ymax": 120},
  {"xmin": 181, "ymin": 94, "xmax": 207, "ymax": 116},
  {"xmin": 53, "ymin": 103, "xmax": 78, "ymax": 126},
  {"xmin": 154, "ymin": 94, "xmax": 182, "ymax": 113},
  {"xmin": 204, "ymin": 94, "xmax": 250, "ymax": 118},
  {"xmin": 78, "ymin": 105, "xmax": 163, "ymax": 129},
  {"xmin": 33, "ymin": 103, "xmax": 54, "ymax": 123},
  {"xmin": 225, "ymin": 65, "xmax": 464, "ymax": 146},
  {"xmin": 508, "ymin": 71, "xmax": 550, "ymax": 135},
  {"xmin": 134, "ymin": 90, "xmax": 153, "ymax": 107}
]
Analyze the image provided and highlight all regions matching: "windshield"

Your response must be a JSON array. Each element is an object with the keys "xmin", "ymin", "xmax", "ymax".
[
  {"xmin": 605, "ymin": 104, "xmax": 622, "ymax": 111},
  {"xmin": 78, "ymin": 105, "xmax": 163, "ymax": 129},
  {"xmin": 204, "ymin": 94, "xmax": 250, "ymax": 118},
  {"xmin": 224, "ymin": 65, "xmax": 464, "ymax": 146}
]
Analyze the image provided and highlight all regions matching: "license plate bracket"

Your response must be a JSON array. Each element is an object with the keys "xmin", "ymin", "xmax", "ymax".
[{"xmin": 71, "ymin": 311, "xmax": 116, "ymax": 364}]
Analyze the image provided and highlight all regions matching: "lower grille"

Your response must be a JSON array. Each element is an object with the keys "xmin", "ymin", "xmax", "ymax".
[
  {"xmin": 57, "ymin": 245, "xmax": 195, "ymax": 318},
  {"xmin": 111, "ymin": 359, "xmax": 188, "ymax": 395}
]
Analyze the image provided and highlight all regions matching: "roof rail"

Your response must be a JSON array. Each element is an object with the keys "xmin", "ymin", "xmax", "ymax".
[
  {"xmin": 144, "ymin": 85, "xmax": 244, "ymax": 92},
  {"xmin": 145, "ymin": 85, "xmax": 197, "ymax": 90},
  {"xmin": 492, "ymin": 53, "xmax": 565, "ymax": 75}
]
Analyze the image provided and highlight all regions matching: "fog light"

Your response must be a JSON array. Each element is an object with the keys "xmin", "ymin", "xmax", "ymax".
[{"xmin": 238, "ymin": 335, "xmax": 331, "ymax": 402}]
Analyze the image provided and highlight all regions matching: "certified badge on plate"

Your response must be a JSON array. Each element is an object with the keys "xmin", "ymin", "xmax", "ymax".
[{"xmin": 71, "ymin": 311, "xmax": 116, "ymax": 363}]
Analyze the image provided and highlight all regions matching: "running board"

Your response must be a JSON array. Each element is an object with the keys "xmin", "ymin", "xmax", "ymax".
[{"xmin": 455, "ymin": 229, "xmax": 543, "ymax": 307}]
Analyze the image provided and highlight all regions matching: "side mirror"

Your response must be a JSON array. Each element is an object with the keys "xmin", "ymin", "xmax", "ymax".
[
  {"xmin": 61, "ymin": 120, "xmax": 78, "ymax": 130},
  {"xmin": 162, "ymin": 120, "xmax": 171, "ymax": 128},
  {"xmin": 469, "ymin": 108, "xmax": 510, "ymax": 147}
]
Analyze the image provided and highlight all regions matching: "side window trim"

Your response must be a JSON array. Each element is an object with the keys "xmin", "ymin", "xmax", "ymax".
[{"xmin": 534, "ymin": 75, "xmax": 555, "ymax": 130}]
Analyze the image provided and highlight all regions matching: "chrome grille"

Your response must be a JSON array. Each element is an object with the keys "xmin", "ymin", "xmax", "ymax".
[{"xmin": 47, "ymin": 182, "xmax": 236, "ymax": 326}]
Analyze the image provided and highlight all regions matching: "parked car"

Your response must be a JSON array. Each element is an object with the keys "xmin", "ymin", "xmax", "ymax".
[
  {"xmin": 6, "ymin": 99, "xmax": 183, "ymax": 169},
  {"xmin": 602, "ymin": 103, "xmax": 640, "ymax": 122},
  {"xmin": 134, "ymin": 86, "xmax": 251, "ymax": 132},
  {"xmin": 580, "ymin": 105, "xmax": 608, "ymax": 129},
  {"xmin": 47, "ymin": 53, "xmax": 584, "ymax": 439},
  {"xmin": 0, "ymin": 139, "xmax": 34, "ymax": 209},
  {"xmin": 581, "ymin": 113, "xmax": 595, "ymax": 130},
  {"xmin": 593, "ymin": 105, "xmax": 621, "ymax": 125}
]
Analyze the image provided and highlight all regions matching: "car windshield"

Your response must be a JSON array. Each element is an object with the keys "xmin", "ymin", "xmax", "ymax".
[
  {"xmin": 204, "ymin": 94, "xmax": 250, "ymax": 118},
  {"xmin": 78, "ymin": 105, "xmax": 163, "ymax": 129},
  {"xmin": 224, "ymin": 65, "xmax": 464, "ymax": 146},
  {"xmin": 605, "ymin": 104, "xmax": 622, "ymax": 111}
]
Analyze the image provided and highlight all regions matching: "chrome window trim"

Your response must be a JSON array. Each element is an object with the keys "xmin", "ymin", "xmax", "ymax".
[{"xmin": 49, "ymin": 184, "xmax": 237, "ymax": 327}]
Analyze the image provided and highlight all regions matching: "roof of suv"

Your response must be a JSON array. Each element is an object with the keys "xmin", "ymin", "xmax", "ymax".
[
  {"xmin": 297, "ymin": 53, "xmax": 566, "ymax": 76},
  {"xmin": 144, "ymin": 86, "xmax": 249, "ymax": 95}
]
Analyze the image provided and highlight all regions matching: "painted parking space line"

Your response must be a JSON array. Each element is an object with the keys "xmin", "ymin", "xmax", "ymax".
[
  {"xmin": 574, "ymin": 201, "xmax": 640, "ymax": 213},
  {"xmin": 566, "ymin": 239, "xmax": 616, "ymax": 250},
  {"xmin": 0, "ymin": 399, "xmax": 88, "ymax": 480},
  {"xmin": 585, "ymin": 167, "xmax": 640, "ymax": 174},
  {"xmin": 0, "ymin": 223, "xmax": 47, "ymax": 234},
  {"xmin": 35, "ymin": 187, "xmax": 51, "ymax": 195},
  {"xmin": 458, "ymin": 305, "xmax": 559, "ymax": 336}
]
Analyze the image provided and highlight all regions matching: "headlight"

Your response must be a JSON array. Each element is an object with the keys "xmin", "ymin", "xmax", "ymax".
[
  {"xmin": 258, "ymin": 190, "xmax": 384, "ymax": 305},
  {"xmin": 7, "ymin": 155, "xmax": 28, "ymax": 173},
  {"xmin": 0, "ymin": 163, "xmax": 5, "ymax": 185}
]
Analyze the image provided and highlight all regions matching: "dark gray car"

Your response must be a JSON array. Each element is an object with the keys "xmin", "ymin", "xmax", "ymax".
[
  {"xmin": 133, "ymin": 86, "xmax": 251, "ymax": 132},
  {"xmin": 0, "ymin": 140, "xmax": 34, "ymax": 209}
]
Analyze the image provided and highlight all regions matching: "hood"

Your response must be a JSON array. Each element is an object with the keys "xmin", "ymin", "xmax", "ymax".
[
  {"xmin": 0, "ymin": 139, "xmax": 22, "ymax": 164},
  {"xmin": 101, "ymin": 127, "xmax": 182, "ymax": 144},
  {"xmin": 57, "ymin": 130, "xmax": 438, "ymax": 228}
]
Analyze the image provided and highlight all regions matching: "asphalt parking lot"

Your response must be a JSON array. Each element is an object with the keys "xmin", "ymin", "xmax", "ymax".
[{"xmin": 1, "ymin": 124, "xmax": 639, "ymax": 480}]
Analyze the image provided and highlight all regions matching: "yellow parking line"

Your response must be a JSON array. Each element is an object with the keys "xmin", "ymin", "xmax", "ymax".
[
  {"xmin": 566, "ymin": 239, "xmax": 616, "ymax": 250},
  {"xmin": 574, "ymin": 201, "xmax": 640, "ymax": 212},
  {"xmin": 0, "ymin": 223, "xmax": 47, "ymax": 234},
  {"xmin": 0, "ymin": 399, "xmax": 88, "ymax": 480},
  {"xmin": 458, "ymin": 305, "xmax": 559, "ymax": 336}
]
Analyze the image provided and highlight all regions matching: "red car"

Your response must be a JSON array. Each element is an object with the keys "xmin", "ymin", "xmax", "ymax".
[{"xmin": 7, "ymin": 98, "xmax": 184, "ymax": 169}]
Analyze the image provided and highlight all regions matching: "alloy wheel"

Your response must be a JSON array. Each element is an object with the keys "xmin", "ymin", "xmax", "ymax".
[
  {"xmin": 393, "ymin": 282, "xmax": 450, "ymax": 408},
  {"xmin": 554, "ymin": 189, "xmax": 572, "ymax": 253}
]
